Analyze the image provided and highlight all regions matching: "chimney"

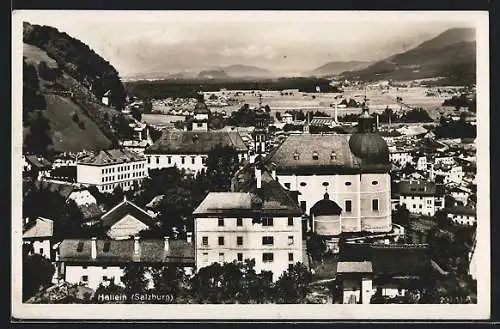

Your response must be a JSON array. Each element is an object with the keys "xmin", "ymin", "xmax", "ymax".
[
  {"xmin": 255, "ymin": 166, "xmax": 262, "ymax": 189},
  {"xmin": 91, "ymin": 237, "xmax": 97, "ymax": 260},
  {"xmin": 186, "ymin": 232, "xmax": 193, "ymax": 243},
  {"xmin": 134, "ymin": 236, "xmax": 140, "ymax": 255},
  {"xmin": 376, "ymin": 113, "xmax": 379, "ymax": 131},
  {"xmin": 164, "ymin": 236, "xmax": 170, "ymax": 252},
  {"xmin": 334, "ymin": 103, "xmax": 338, "ymax": 123}
]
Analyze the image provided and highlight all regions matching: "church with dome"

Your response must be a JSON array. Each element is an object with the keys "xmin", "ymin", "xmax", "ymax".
[{"xmin": 263, "ymin": 104, "xmax": 392, "ymax": 234}]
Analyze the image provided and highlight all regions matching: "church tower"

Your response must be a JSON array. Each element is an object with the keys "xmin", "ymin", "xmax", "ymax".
[
  {"xmin": 252, "ymin": 94, "xmax": 269, "ymax": 157},
  {"xmin": 192, "ymin": 93, "xmax": 210, "ymax": 132}
]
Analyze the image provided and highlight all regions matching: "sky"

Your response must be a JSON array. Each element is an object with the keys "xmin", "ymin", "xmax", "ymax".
[{"xmin": 17, "ymin": 11, "xmax": 478, "ymax": 78}]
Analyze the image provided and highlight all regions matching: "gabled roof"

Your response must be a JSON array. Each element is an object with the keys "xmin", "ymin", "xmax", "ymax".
[
  {"xmin": 100, "ymin": 199, "xmax": 156, "ymax": 229},
  {"xmin": 446, "ymin": 205, "xmax": 476, "ymax": 216},
  {"xmin": 77, "ymin": 149, "xmax": 145, "ymax": 166},
  {"xmin": 398, "ymin": 180, "xmax": 442, "ymax": 196},
  {"xmin": 23, "ymin": 217, "xmax": 54, "ymax": 239},
  {"xmin": 194, "ymin": 164, "xmax": 302, "ymax": 217},
  {"xmin": 145, "ymin": 130, "xmax": 248, "ymax": 155},
  {"xmin": 59, "ymin": 239, "xmax": 194, "ymax": 264},
  {"xmin": 337, "ymin": 261, "xmax": 373, "ymax": 274},
  {"xmin": 25, "ymin": 155, "xmax": 52, "ymax": 169}
]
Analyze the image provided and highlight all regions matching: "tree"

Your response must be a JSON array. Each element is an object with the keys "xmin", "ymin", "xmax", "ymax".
[
  {"xmin": 23, "ymin": 254, "xmax": 55, "ymax": 301},
  {"xmin": 131, "ymin": 106, "xmax": 142, "ymax": 122},
  {"xmin": 150, "ymin": 266, "xmax": 186, "ymax": 301},
  {"xmin": 24, "ymin": 111, "xmax": 53, "ymax": 155},
  {"xmin": 392, "ymin": 204, "xmax": 410, "ymax": 227},
  {"xmin": 306, "ymin": 233, "xmax": 326, "ymax": 262},
  {"xmin": 121, "ymin": 262, "xmax": 148, "ymax": 300},
  {"xmin": 57, "ymin": 199, "xmax": 85, "ymax": 238},
  {"xmin": 273, "ymin": 263, "xmax": 312, "ymax": 303},
  {"xmin": 205, "ymin": 145, "xmax": 240, "ymax": 192},
  {"xmin": 275, "ymin": 111, "xmax": 282, "ymax": 121}
]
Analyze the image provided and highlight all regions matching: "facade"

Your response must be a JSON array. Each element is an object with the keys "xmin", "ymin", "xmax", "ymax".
[
  {"xmin": 76, "ymin": 149, "xmax": 147, "ymax": 193},
  {"xmin": 23, "ymin": 217, "xmax": 54, "ymax": 260},
  {"xmin": 57, "ymin": 237, "xmax": 194, "ymax": 290},
  {"xmin": 398, "ymin": 180, "xmax": 445, "ymax": 216},
  {"xmin": 446, "ymin": 205, "xmax": 476, "ymax": 226},
  {"xmin": 193, "ymin": 164, "xmax": 303, "ymax": 281},
  {"xmin": 264, "ymin": 106, "xmax": 392, "ymax": 233},
  {"xmin": 389, "ymin": 150, "xmax": 413, "ymax": 167},
  {"xmin": 145, "ymin": 130, "xmax": 248, "ymax": 174}
]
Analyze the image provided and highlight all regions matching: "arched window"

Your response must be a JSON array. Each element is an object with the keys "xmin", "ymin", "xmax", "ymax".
[
  {"xmin": 330, "ymin": 151, "xmax": 337, "ymax": 160},
  {"xmin": 312, "ymin": 151, "xmax": 319, "ymax": 160},
  {"xmin": 293, "ymin": 151, "xmax": 300, "ymax": 160},
  {"xmin": 300, "ymin": 182, "xmax": 307, "ymax": 187}
]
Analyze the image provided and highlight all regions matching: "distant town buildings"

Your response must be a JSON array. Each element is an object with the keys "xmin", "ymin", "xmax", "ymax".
[{"xmin": 397, "ymin": 180, "xmax": 445, "ymax": 217}]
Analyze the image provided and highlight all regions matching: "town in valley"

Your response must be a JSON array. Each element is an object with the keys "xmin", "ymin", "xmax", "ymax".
[{"xmin": 20, "ymin": 17, "xmax": 479, "ymax": 305}]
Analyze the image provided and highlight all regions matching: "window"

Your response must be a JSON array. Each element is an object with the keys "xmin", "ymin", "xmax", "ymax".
[
  {"xmin": 202, "ymin": 252, "xmax": 208, "ymax": 263},
  {"xmin": 288, "ymin": 217, "xmax": 294, "ymax": 226},
  {"xmin": 82, "ymin": 275, "xmax": 88, "ymax": 282},
  {"xmin": 102, "ymin": 177, "xmax": 105, "ymax": 183},
  {"xmin": 284, "ymin": 183, "xmax": 291, "ymax": 189},
  {"xmin": 372, "ymin": 199, "xmax": 379, "ymax": 211},
  {"xmin": 288, "ymin": 253, "xmax": 294, "ymax": 261},
  {"xmin": 413, "ymin": 204, "xmax": 416, "ymax": 209},
  {"xmin": 202, "ymin": 236, "xmax": 208, "ymax": 246},
  {"xmin": 197, "ymin": 123, "xmax": 203, "ymax": 128},
  {"xmin": 156, "ymin": 157, "xmax": 160, "ymax": 164},
  {"xmin": 312, "ymin": 151, "xmax": 319, "ymax": 160},
  {"xmin": 77, "ymin": 242, "xmax": 84, "ymax": 252},
  {"xmin": 218, "ymin": 236, "xmax": 225, "ymax": 246},
  {"xmin": 262, "ymin": 217, "xmax": 274, "ymax": 226},
  {"xmin": 102, "ymin": 266, "xmax": 107, "ymax": 270},
  {"xmin": 419, "ymin": 204, "xmax": 422, "ymax": 209},
  {"xmin": 236, "ymin": 217, "xmax": 243, "ymax": 226},
  {"xmin": 427, "ymin": 199, "xmax": 432, "ymax": 205},
  {"xmin": 202, "ymin": 156, "xmax": 207, "ymax": 164},
  {"xmin": 218, "ymin": 218, "xmax": 224, "ymax": 226},
  {"xmin": 293, "ymin": 151, "xmax": 300, "ymax": 160},
  {"xmin": 262, "ymin": 236, "xmax": 274, "ymax": 245},
  {"xmin": 372, "ymin": 181, "xmax": 378, "ymax": 185},
  {"xmin": 237, "ymin": 253, "xmax": 243, "ymax": 262},
  {"xmin": 263, "ymin": 253, "xmax": 274, "ymax": 262},
  {"xmin": 288, "ymin": 236, "xmax": 294, "ymax": 245},
  {"xmin": 288, "ymin": 264, "xmax": 294, "ymax": 270},
  {"xmin": 300, "ymin": 201, "xmax": 307, "ymax": 213},
  {"xmin": 103, "ymin": 241, "xmax": 110, "ymax": 252},
  {"xmin": 345, "ymin": 200, "xmax": 352, "ymax": 212},
  {"xmin": 219, "ymin": 253, "xmax": 225, "ymax": 262},
  {"xmin": 237, "ymin": 236, "xmax": 243, "ymax": 246},
  {"xmin": 181, "ymin": 156, "xmax": 185, "ymax": 165},
  {"xmin": 102, "ymin": 276, "xmax": 108, "ymax": 281},
  {"xmin": 300, "ymin": 182, "xmax": 307, "ymax": 187},
  {"xmin": 330, "ymin": 151, "xmax": 337, "ymax": 160},
  {"xmin": 82, "ymin": 265, "xmax": 88, "ymax": 270},
  {"xmin": 167, "ymin": 156, "xmax": 172, "ymax": 164},
  {"xmin": 39, "ymin": 248, "xmax": 44, "ymax": 254},
  {"xmin": 101, "ymin": 169, "xmax": 105, "ymax": 174},
  {"xmin": 322, "ymin": 182, "xmax": 329, "ymax": 187},
  {"xmin": 191, "ymin": 156, "xmax": 196, "ymax": 164}
]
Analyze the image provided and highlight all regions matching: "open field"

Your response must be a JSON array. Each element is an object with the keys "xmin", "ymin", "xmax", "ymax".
[{"xmin": 142, "ymin": 114, "xmax": 185, "ymax": 127}]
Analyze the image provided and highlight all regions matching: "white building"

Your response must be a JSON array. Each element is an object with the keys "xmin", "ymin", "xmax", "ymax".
[
  {"xmin": 23, "ymin": 217, "xmax": 54, "ymax": 260},
  {"xmin": 398, "ymin": 180, "xmax": 445, "ymax": 216},
  {"xmin": 76, "ymin": 149, "xmax": 147, "ymax": 193},
  {"xmin": 389, "ymin": 150, "xmax": 413, "ymax": 167},
  {"xmin": 281, "ymin": 113, "xmax": 293, "ymax": 124},
  {"xmin": 145, "ymin": 130, "xmax": 248, "ymax": 174},
  {"xmin": 446, "ymin": 205, "xmax": 476, "ymax": 226},
  {"xmin": 416, "ymin": 156, "xmax": 428, "ymax": 171},
  {"xmin": 102, "ymin": 90, "xmax": 111, "ymax": 106},
  {"xmin": 193, "ymin": 164, "xmax": 303, "ymax": 281},
  {"xmin": 57, "ymin": 237, "xmax": 194, "ymax": 290},
  {"xmin": 263, "ymin": 107, "xmax": 392, "ymax": 234}
]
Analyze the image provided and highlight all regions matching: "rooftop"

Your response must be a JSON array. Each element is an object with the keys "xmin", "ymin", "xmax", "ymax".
[
  {"xmin": 145, "ymin": 130, "xmax": 248, "ymax": 155},
  {"xmin": 77, "ymin": 149, "xmax": 145, "ymax": 166},
  {"xmin": 23, "ymin": 217, "xmax": 54, "ymax": 239},
  {"xmin": 100, "ymin": 198, "xmax": 157, "ymax": 229},
  {"xmin": 336, "ymin": 261, "xmax": 373, "ymax": 274},
  {"xmin": 398, "ymin": 180, "xmax": 444, "ymax": 196},
  {"xmin": 59, "ymin": 238, "xmax": 194, "ymax": 264},
  {"xmin": 25, "ymin": 155, "xmax": 52, "ymax": 169}
]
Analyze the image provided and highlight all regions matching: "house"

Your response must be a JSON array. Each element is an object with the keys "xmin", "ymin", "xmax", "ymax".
[
  {"xmin": 101, "ymin": 90, "xmax": 111, "ymax": 106},
  {"xmin": 23, "ymin": 217, "xmax": 54, "ymax": 260},
  {"xmin": 263, "ymin": 105, "xmax": 392, "ymax": 234},
  {"xmin": 144, "ymin": 130, "xmax": 248, "ymax": 174},
  {"xmin": 398, "ymin": 180, "xmax": 445, "ymax": 217},
  {"xmin": 450, "ymin": 186, "xmax": 470, "ymax": 205},
  {"xmin": 337, "ymin": 242, "xmax": 431, "ymax": 304},
  {"xmin": 446, "ymin": 205, "xmax": 476, "ymax": 226},
  {"xmin": 389, "ymin": 149, "xmax": 413, "ymax": 167},
  {"xmin": 309, "ymin": 117, "xmax": 338, "ymax": 129},
  {"xmin": 192, "ymin": 162, "xmax": 303, "ymax": 281},
  {"xmin": 23, "ymin": 155, "xmax": 52, "ymax": 180},
  {"xmin": 97, "ymin": 197, "xmax": 160, "ymax": 240},
  {"xmin": 281, "ymin": 113, "xmax": 293, "ymax": 124},
  {"xmin": 57, "ymin": 237, "xmax": 194, "ymax": 290},
  {"xmin": 76, "ymin": 149, "xmax": 147, "ymax": 193}
]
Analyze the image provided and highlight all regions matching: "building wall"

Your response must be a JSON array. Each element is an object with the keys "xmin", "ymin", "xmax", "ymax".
[
  {"xmin": 24, "ymin": 239, "xmax": 51, "ymax": 259},
  {"xmin": 313, "ymin": 214, "xmax": 341, "ymax": 236},
  {"xmin": 77, "ymin": 161, "xmax": 147, "ymax": 193},
  {"xmin": 277, "ymin": 172, "xmax": 391, "ymax": 232},
  {"xmin": 146, "ymin": 152, "xmax": 248, "ymax": 174},
  {"xmin": 64, "ymin": 264, "xmax": 125, "ymax": 290},
  {"xmin": 447, "ymin": 213, "xmax": 476, "ymax": 226},
  {"xmin": 107, "ymin": 214, "xmax": 151, "ymax": 240},
  {"xmin": 389, "ymin": 152, "xmax": 412, "ymax": 166},
  {"xmin": 195, "ymin": 216, "xmax": 302, "ymax": 281}
]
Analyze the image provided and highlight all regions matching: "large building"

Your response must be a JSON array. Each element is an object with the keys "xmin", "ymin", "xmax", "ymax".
[
  {"xmin": 192, "ymin": 163, "xmax": 303, "ymax": 281},
  {"xmin": 76, "ymin": 149, "xmax": 147, "ymax": 193},
  {"xmin": 144, "ymin": 130, "xmax": 248, "ymax": 174},
  {"xmin": 263, "ymin": 105, "xmax": 392, "ymax": 234}
]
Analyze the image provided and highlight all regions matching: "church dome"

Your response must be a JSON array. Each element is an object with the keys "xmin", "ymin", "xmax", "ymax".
[
  {"xmin": 310, "ymin": 193, "xmax": 343, "ymax": 216},
  {"xmin": 348, "ymin": 133, "xmax": 389, "ymax": 164}
]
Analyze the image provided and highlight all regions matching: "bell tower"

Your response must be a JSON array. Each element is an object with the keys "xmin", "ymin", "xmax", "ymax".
[{"xmin": 252, "ymin": 94, "xmax": 268, "ymax": 157}]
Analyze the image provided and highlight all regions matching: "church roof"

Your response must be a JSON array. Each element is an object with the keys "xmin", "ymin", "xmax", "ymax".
[
  {"xmin": 264, "ymin": 134, "xmax": 390, "ymax": 174},
  {"xmin": 310, "ymin": 193, "xmax": 343, "ymax": 216},
  {"xmin": 145, "ymin": 130, "xmax": 248, "ymax": 155}
]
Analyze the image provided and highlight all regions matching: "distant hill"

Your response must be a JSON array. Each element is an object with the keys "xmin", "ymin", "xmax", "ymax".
[
  {"xmin": 22, "ymin": 23, "xmax": 136, "ymax": 155},
  {"xmin": 198, "ymin": 69, "xmax": 230, "ymax": 79},
  {"xmin": 341, "ymin": 27, "xmax": 476, "ymax": 85},
  {"xmin": 222, "ymin": 64, "xmax": 273, "ymax": 78},
  {"xmin": 310, "ymin": 61, "xmax": 371, "ymax": 77}
]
